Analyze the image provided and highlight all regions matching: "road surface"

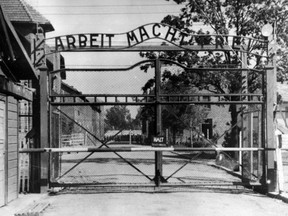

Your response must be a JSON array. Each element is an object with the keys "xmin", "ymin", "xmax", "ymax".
[{"xmin": 42, "ymin": 191, "xmax": 288, "ymax": 216}]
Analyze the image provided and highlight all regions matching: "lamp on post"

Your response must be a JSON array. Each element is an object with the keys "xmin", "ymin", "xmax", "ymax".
[{"xmin": 261, "ymin": 23, "xmax": 273, "ymax": 39}]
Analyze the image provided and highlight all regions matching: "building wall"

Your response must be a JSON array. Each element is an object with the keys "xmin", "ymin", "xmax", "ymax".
[
  {"xmin": 7, "ymin": 96, "xmax": 19, "ymax": 203},
  {"xmin": 180, "ymin": 105, "xmax": 230, "ymax": 146},
  {"xmin": 206, "ymin": 104, "xmax": 230, "ymax": 145},
  {"xmin": 0, "ymin": 98, "xmax": 5, "ymax": 207},
  {"xmin": 276, "ymin": 82, "xmax": 288, "ymax": 133},
  {"xmin": 60, "ymin": 84, "xmax": 104, "ymax": 145},
  {"xmin": 0, "ymin": 95, "xmax": 20, "ymax": 206},
  {"xmin": 0, "ymin": 0, "xmax": 53, "ymax": 197},
  {"xmin": 276, "ymin": 102, "xmax": 288, "ymax": 133}
]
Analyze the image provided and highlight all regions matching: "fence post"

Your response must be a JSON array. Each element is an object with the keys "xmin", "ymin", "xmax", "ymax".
[{"xmin": 129, "ymin": 129, "xmax": 132, "ymax": 145}]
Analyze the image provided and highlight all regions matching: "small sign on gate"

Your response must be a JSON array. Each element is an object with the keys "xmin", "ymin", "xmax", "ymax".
[{"xmin": 151, "ymin": 136, "xmax": 167, "ymax": 147}]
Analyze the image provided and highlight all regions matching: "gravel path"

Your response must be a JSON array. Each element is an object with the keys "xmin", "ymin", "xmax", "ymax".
[
  {"xmin": 39, "ymin": 147, "xmax": 288, "ymax": 216},
  {"xmin": 42, "ymin": 189, "xmax": 288, "ymax": 216}
]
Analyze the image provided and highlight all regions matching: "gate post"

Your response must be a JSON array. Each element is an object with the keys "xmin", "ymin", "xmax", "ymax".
[
  {"xmin": 154, "ymin": 58, "xmax": 164, "ymax": 186},
  {"xmin": 265, "ymin": 55, "xmax": 277, "ymax": 193},
  {"xmin": 39, "ymin": 65, "xmax": 49, "ymax": 192},
  {"xmin": 30, "ymin": 31, "xmax": 49, "ymax": 193}
]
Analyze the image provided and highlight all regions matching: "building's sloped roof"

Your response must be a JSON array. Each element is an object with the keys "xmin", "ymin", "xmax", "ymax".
[
  {"xmin": 277, "ymin": 82, "xmax": 288, "ymax": 102},
  {"xmin": 277, "ymin": 119, "xmax": 288, "ymax": 134},
  {"xmin": 0, "ymin": 0, "xmax": 54, "ymax": 31},
  {"xmin": 0, "ymin": 6, "xmax": 38, "ymax": 80}
]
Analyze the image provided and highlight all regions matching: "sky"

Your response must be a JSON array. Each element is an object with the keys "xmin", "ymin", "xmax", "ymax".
[
  {"xmin": 26, "ymin": 0, "xmax": 184, "ymax": 63},
  {"xmin": 27, "ymin": 0, "xmax": 183, "ymax": 35},
  {"xmin": 25, "ymin": 0, "xmax": 184, "ymax": 116}
]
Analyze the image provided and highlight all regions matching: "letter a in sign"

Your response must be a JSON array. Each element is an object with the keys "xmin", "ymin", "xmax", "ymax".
[
  {"xmin": 139, "ymin": 26, "xmax": 150, "ymax": 42},
  {"xmin": 153, "ymin": 137, "xmax": 164, "ymax": 142}
]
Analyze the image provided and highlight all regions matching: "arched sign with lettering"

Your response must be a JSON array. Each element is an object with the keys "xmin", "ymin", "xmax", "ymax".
[{"xmin": 34, "ymin": 23, "xmax": 268, "ymax": 58}]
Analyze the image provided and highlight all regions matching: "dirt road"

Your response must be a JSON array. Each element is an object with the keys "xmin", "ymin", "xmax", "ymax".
[
  {"xmin": 41, "ymin": 148, "xmax": 288, "ymax": 216},
  {"xmin": 40, "ymin": 147, "xmax": 288, "ymax": 216},
  {"xmin": 42, "ymin": 191, "xmax": 288, "ymax": 216}
]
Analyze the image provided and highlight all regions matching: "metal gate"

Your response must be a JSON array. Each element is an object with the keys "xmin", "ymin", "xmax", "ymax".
[
  {"xmin": 48, "ymin": 58, "xmax": 266, "ymax": 190},
  {"xmin": 29, "ymin": 23, "xmax": 276, "ymax": 192}
]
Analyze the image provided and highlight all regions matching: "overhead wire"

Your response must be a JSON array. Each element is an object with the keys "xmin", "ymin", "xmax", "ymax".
[
  {"xmin": 32, "ymin": 2, "xmax": 183, "ymax": 16},
  {"xmin": 33, "ymin": 4, "xmax": 180, "ymax": 8},
  {"xmin": 41, "ymin": 12, "xmax": 181, "ymax": 16}
]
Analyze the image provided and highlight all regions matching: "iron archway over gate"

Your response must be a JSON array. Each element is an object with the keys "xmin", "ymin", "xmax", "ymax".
[{"xmin": 27, "ymin": 23, "xmax": 277, "ymax": 192}]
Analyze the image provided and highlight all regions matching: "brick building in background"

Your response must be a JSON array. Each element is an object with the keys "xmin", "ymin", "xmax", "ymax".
[
  {"xmin": 60, "ymin": 82, "xmax": 104, "ymax": 147},
  {"xmin": 276, "ymin": 82, "xmax": 288, "ymax": 134}
]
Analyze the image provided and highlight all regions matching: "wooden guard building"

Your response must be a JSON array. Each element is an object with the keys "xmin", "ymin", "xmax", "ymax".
[{"xmin": 0, "ymin": 0, "xmax": 54, "ymax": 206}]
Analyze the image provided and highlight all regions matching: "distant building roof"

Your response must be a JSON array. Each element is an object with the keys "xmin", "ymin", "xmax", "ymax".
[
  {"xmin": 61, "ymin": 81, "xmax": 82, "ymax": 95},
  {"xmin": 61, "ymin": 81, "xmax": 102, "ymax": 113},
  {"xmin": 105, "ymin": 130, "xmax": 142, "ymax": 137},
  {"xmin": 0, "ymin": 0, "xmax": 54, "ymax": 32},
  {"xmin": 0, "ymin": 6, "xmax": 38, "ymax": 80},
  {"xmin": 277, "ymin": 82, "xmax": 288, "ymax": 102}
]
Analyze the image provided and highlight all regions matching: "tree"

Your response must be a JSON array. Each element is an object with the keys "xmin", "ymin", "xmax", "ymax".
[
  {"xmin": 140, "ymin": 0, "xmax": 288, "ymax": 157},
  {"xmin": 161, "ymin": 69, "xmax": 208, "ymax": 144},
  {"xmin": 161, "ymin": 0, "xmax": 288, "ymax": 83},
  {"xmin": 131, "ymin": 108, "xmax": 142, "ymax": 130},
  {"xmin": 104, "ymin": 105, "xmax": 132, "ymax": 131}
]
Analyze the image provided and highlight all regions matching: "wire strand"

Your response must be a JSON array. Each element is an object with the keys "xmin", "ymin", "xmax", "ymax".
[
  {"xmin": 42, "ymin": 11, "xmax": 181, "ymax": 16},
  {"xmin": 33, "ymin": 4, "xmax": 179, "ymax": 8}
]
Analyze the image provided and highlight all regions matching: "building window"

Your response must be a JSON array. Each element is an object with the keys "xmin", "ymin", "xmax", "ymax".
[{"xmin": 202, "ymin": 96, "xmax": 211, "ymax": 109}]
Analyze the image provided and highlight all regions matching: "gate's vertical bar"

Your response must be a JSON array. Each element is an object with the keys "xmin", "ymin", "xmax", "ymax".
[
  {"xmin": 258, "ymin": 109, "xmax": 261, "ymax": 178},
  {"xmin": 241, "ymin": 52, "xmax": 248, "ymax": 179},
  {"xmin": 48, "ymin": 60, "xmax": 52, "ymax": 189},
  {"xmin": 250, "ymin": 112, "xmax": 254, "ymax": 177},
  {"xmin": 155, "ymin": 58, "xmax": 163, "ymax": 187},
  {"xmin": 261, "ymin": 68, "xmax": 267, "ymax": 189}
]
